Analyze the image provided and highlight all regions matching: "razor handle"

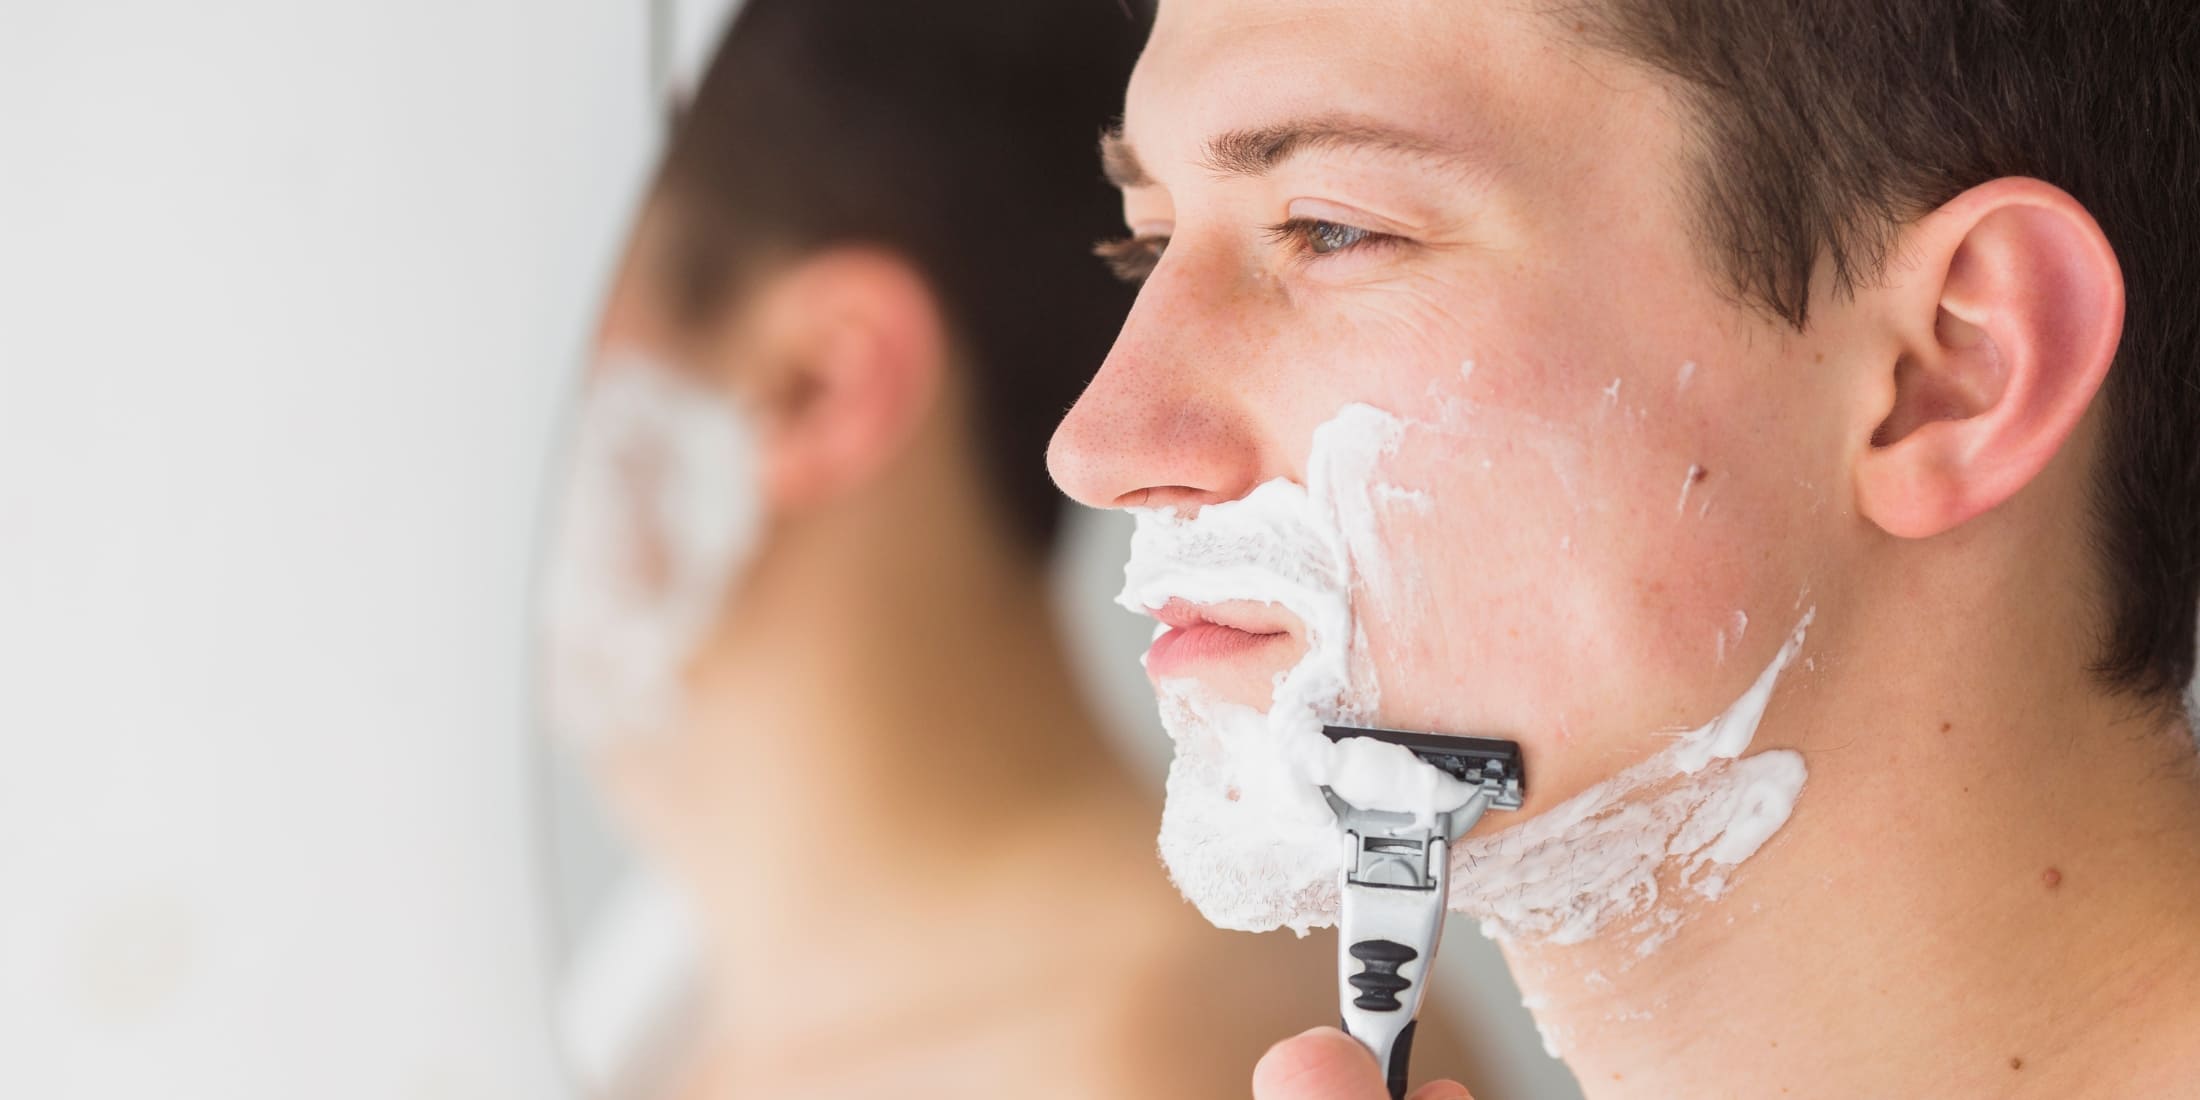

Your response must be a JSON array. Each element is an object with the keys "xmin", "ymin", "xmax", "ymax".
[
  {"xmin": 1318, "ymin": 728, "xmax": 1522, "ymax": 1099},
  {"xmin": 1334, "ymin": 826, "xmax": 1453, "ymax": 1100}
]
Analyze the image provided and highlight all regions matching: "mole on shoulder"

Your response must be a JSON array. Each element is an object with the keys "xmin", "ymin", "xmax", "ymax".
[
  {"xmin": 2042, "ymin": 867, "xmax": 2063, "ymax": 890},
  {"xmin": 2011, "ymin": 1056, "xmax": 2024, "ymax": 1071}
]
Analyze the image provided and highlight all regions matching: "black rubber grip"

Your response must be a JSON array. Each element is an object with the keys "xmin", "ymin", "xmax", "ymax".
[
  {"xmin": 1385, "ymin": 1019, "xmax": 1418, "ymax": 1100},
  {"xmin": 1337, "ymin": 1016, "xmax": 1418, "ymax": 1100},
  {"xmin": 1349, "ymin": 940, "xmax": 1420, "ymax": 964},
  {"xmin": 1347, "ymin": 939, "xmax": 1418, "ymax": 1011}
]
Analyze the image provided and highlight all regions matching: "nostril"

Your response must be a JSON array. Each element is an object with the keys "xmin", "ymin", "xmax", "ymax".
[{"xmin": 1117, "ymin": 485, "xmax": 1226, "ymax": 513}]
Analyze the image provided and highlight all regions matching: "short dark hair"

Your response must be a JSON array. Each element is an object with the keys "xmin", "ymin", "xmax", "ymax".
[
  {"xmin": 1570, "ymin": 0, "xmax": 2200, "ymax": 701},
  {"xmin": 650, "ymin": 0, "xmax": 1145, "ymax": 554}
]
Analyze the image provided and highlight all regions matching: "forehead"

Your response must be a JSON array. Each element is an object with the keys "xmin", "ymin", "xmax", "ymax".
[
  {"xmin": 1128, "ymin": 0, "xmax": 1568, "ymax": 161},
  {"xmin": 1120, "ymin": 0, "xmax": 1689, "ymax": 212}
]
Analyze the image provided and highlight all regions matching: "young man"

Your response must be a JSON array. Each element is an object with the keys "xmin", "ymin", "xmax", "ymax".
[
  {"xmin": 541, "ymin": 1, "xmax": 1496, "ymax": 1095},
  {"xmin": 1051, "ymin": 1, "xmax": 2200, "ymax": 1097}
]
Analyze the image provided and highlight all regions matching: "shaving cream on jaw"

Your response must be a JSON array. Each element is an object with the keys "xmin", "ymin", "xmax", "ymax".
[
  {"xmin": 1451, "ymin": 611, "xmax": 1814, "ymax": 952},
  {"xmin": 1122, "ymin": 402, "xmax": 1816, "ymax": 952},
  {"xmin": 540, "ymin": 359, "xmax": 762, "ymax": 748}
]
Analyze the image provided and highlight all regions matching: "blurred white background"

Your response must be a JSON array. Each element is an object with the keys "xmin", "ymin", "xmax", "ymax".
[{"xmin": 0, "ymin": 1, "xmax": 664, "ymax": 1095}]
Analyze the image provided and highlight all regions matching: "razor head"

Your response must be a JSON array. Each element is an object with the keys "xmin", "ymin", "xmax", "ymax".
[{"xmin": 1322, "ymin": 725, "xmax": 1526, "ymax": 811}]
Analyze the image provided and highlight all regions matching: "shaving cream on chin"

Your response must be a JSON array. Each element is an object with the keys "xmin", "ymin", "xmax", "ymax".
[
  {"xmin": 1126, "ymin": 404, "xmax": 1462, "ymax": 935},
  {"xmin": 539, "ymin": 358, "xmax": 762, "ymax": 749}
]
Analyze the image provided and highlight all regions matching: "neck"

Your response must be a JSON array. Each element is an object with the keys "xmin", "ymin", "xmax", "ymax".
[{"xmin": 1500, "ymin": 550, "xmax": 2200, "ymax": 1098}]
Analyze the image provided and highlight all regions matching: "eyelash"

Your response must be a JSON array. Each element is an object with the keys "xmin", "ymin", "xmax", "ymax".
[
  {"xmin": 1263, "ymin": 217, "xmax": 1401, "ymax": 262},
  {"xmin": 1092, "ymin": 218, "xmax": 1400, "ymax": 284},
  {"xmin": 1093, "ymin": 235, "xmax": 1168, "ymax": 283}
]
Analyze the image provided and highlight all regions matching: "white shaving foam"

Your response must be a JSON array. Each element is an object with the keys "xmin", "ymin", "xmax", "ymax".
[
  {"xmin": 540, "ymin": 360, "xmax": 761, "ymax": 748},
  {"xmin": 1120, "ymin": 399, "xmax": 1815, "ymax": 948},
  {"xmin": 1452, "ymin": 611, "xmax": 1814, "ymax": 948},
  {"xmin": 1122, "ymin": 405, "xmax": 1478, "ymax": 933}
]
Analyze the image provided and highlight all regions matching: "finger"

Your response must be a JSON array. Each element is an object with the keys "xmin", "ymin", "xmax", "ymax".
[
  {"xmin": 1405, "ymin": 1080, "xmax": 1475, "ymax": 1100},
  {"xmin": 1252, "ymin": 1027, "xmax": 1393, "ymax": 1100}
]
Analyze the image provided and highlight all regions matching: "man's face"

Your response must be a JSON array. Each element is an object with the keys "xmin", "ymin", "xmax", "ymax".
[{"xmin": 1051, "ymin": 0, "xmax": 1858, "ymax": 828}]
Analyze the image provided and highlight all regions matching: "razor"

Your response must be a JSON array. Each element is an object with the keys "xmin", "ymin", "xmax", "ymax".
[{"xmin": 1319, "ymin": 725, "xmax": 1526, "ymax": 1100}]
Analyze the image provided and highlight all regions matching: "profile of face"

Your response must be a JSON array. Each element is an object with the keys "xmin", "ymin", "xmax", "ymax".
[{"xmin": 1052, "ymin": 0, "xmax": 1865, "ymax": 930}]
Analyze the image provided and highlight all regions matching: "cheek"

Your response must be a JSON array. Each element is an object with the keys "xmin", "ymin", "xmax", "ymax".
[
  {"xmin": 1340, "ymin": 337, "xmax": 1830, "ymax": 804},
  {"xmin": 1274, "ymin": 260, "xmax": 1838, "ymax": 806}
]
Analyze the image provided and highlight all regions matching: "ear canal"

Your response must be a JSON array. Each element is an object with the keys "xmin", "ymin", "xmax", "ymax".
[{"xmin": 1870, "ymin": 310, "xmax": 2004, "ymax": 449}]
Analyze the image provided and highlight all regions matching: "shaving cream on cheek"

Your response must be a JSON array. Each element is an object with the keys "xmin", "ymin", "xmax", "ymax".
[
  {"xmin": 540, "ymin": 360, "xmax": 762, "ymax": 748},
  {"xmin": 1124, "ymin": 405, "xmax": 1478, "ymax": 935},
  {"xmin": 1121, "ymin": 396, "xmax": 1817, "ymax": 947}
]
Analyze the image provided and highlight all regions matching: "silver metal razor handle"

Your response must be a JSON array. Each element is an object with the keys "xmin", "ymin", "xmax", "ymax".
[
  {"xmin": 1326, "ymin": 790, "xmax": 1493, "ymax": 1100},
  {"xmin": 1337, "ymin": 836, "xmax": 1450, "ymax": 1099}
]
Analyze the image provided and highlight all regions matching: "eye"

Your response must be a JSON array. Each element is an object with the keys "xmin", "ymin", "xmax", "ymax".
[
  {"xmin": 1265, "ymin": 218, "xmax": 1399, "ymax": 260},
  {"xmin": 1094, "ymin": 235, "xmax": 1169, "ymax": 284}
]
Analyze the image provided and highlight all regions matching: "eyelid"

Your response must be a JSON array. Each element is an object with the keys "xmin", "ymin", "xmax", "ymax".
[
  {"xmin": 1282, "ymin": 199, "xmax": 1414, "ymax": 239},
  {"xmin": 1266, "ymin": 218, "xmax": 1388, "ymax": 257}
]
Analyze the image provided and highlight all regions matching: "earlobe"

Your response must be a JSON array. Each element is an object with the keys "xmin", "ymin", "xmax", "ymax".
[{"xmin": 1855, "ymin": 179, "xmax": 2125, "ymax": 540}]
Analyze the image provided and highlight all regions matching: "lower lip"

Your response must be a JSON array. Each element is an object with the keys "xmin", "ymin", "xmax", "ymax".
[{"xmin": 1145, "ymin": 622, "xmax": 1290, "ymax": 678}]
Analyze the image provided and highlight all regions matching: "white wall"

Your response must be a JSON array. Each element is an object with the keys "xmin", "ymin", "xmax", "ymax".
[{"xmin": 0, "ymin": 3, "xmax": 658, "ymax": 1096}]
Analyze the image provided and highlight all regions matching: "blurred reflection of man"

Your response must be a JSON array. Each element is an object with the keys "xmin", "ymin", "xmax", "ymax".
[{"xmin": 539, "ymin": 2, "xmax": 1485, "ymax": 1096}]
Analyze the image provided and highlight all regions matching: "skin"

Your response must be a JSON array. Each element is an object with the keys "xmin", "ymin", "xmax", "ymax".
[
  {"xmin": 1050, "ymin": 1, "xmax": 2200, "ymax": 1096},
  {"xmin": 572, "ymin": 203, "xmax": 1489, "ymax": 1097}
]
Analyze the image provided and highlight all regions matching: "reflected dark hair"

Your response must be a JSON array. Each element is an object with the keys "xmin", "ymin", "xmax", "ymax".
[
  {"xmin": 1572, "ymin": 0, "xmax": 2200, "ymax": 701},
  {"xmin": 652, "ymin": 0, "xmax": 1146, "ymax": 555}
]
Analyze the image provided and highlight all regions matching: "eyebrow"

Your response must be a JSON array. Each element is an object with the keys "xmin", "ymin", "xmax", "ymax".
[{"xmin": 1099, "ymin": 115, "xmax": 1481, "ymax": 190}]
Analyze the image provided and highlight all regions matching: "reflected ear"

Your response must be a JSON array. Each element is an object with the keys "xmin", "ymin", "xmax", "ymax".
[
  {"xmin": 725, "ymin": 249, "xmax": 950, "ymax": 510},
  {"xmin": 1854, "ymin": 179, "xmax": 2125, "ymax": 539}
]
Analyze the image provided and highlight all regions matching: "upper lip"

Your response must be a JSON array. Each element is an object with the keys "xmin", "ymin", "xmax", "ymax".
[{"xmin": 1147, "ymin": 598, "xmax": 1293, "ymax": 638}]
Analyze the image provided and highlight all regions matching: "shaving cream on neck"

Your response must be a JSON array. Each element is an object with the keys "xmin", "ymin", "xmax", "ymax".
[{"xmin": 540, "ymin": 359, "xmax": 761, "ymax": 748}]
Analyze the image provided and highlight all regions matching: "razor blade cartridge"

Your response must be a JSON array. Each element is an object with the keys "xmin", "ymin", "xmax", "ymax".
[{"xmin": 1320, "ymin": 725, "xmax": 1526, "ymax": 810}]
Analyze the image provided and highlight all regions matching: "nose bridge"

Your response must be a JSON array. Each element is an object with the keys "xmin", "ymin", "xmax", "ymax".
[{"xmin": 1048, "ymin": 244, "xmax": 1269, "ymax": 512}]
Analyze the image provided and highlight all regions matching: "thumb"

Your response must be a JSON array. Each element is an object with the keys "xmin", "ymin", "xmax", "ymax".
[
  {"xmin": 1407, "ymin": 1081, "xmax": 1475, "ymax": 1100},
  {"xmin": 1253, "ymin": 1028, "xmax": 1390, "ymax": 1100},
  {"xmin": 1252, "ymin": 1028, "xmax": 1477, "ymax": 1100}
]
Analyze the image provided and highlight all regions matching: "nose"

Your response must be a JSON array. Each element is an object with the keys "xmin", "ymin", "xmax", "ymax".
[{"xmin": 1047, "ymin": 253, "xmax": 1268, "ymax": 513}]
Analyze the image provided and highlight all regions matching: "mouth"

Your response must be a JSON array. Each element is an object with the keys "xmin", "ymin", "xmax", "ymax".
[{"xmin": 1141, "ymin": 598, "xmax": 1297, "ymax": 681}]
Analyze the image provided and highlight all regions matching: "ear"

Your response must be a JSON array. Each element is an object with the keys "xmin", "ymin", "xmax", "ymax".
[
  {"xmin": 1854, "ymin": 178, "xmax": 2125, "ymax": 539},
  {"xmin": 722, "ymin": 248, "xmax": 951, "ymax": 509}
]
